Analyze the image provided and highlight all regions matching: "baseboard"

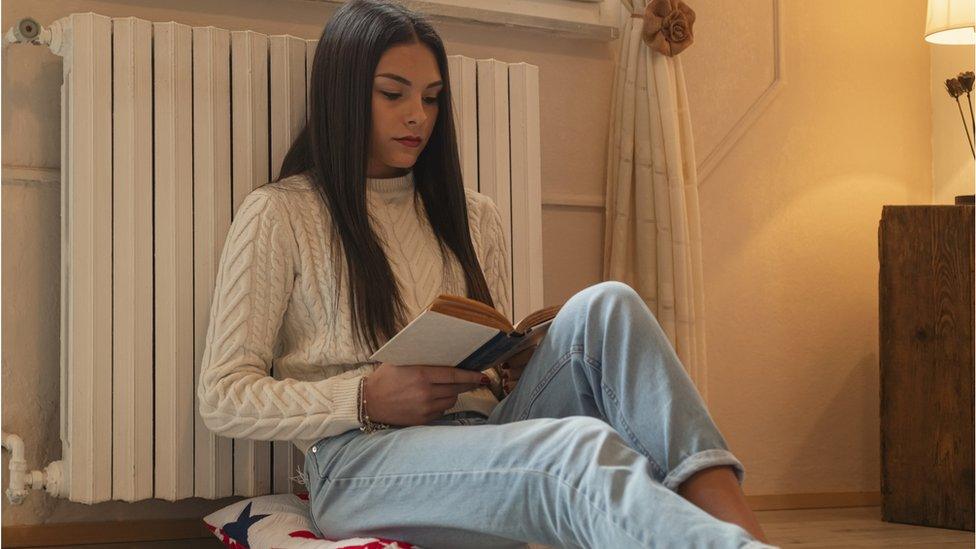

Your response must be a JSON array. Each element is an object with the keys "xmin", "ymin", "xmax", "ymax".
[
  {"xmin": 747, "ymin": 491, "xmax": 881, "ymax": 511},
  {"xmin": 1, "ymin": 518, "xmax": 214, "ymax": 548},
  {"xmin": 2, "ymin": 492, "xmax": 883, "ymax": 547}
]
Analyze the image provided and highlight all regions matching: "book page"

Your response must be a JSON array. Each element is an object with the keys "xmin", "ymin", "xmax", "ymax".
[
  {"xmin": 514, "ymin": 304, "xmax": 562, "ymax": 333},
  {"xmin": 368, "ymin": 310, "xmax": 501, "ymax": 366},
  {"xmin": 430, "ymin": 294, "xmax": 512, "ymax": 332}
]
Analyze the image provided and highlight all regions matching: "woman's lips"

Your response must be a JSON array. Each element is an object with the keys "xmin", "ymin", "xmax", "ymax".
[{"xmin": 395, "ymin": 138, "xmax": 421, "ymax": 148}]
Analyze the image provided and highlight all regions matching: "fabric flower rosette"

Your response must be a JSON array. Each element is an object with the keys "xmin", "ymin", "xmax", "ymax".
[{"xmin": 635, "ymin": 0, "xmax": 696, "ymax": 57}]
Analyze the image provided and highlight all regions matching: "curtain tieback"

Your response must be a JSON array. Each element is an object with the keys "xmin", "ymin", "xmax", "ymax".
[{"xmin": 630, "ymin": 0, "xmax": 696, "ymax": 57}]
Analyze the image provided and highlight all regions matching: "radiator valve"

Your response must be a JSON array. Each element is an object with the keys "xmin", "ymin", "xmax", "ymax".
[{"xmin": 3, "ymin": 17, "xmax": 52, "ymax": 46}]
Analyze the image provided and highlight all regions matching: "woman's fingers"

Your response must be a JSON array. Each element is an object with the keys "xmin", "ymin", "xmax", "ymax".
[
  {"xmin": 503, "ymin": 345, "xmax": 537, "ymax": 371},
  {"xmin": 509, "ymin": 345, "xmax": 535, "ymax": 363},
  {"xmin": 504, "ymin": 361, "xmax": 526, "ymax": 380},
  {"xmin": 514, "ymin": 345, "xmax": 537, "ymax": 358},
  {"xmin": 500, "ymin": 369, "xmax": 519, "ymax": 395},
  {"xmin": 498, "ymin": 344, "xmax": 538, "ymax": 396}
]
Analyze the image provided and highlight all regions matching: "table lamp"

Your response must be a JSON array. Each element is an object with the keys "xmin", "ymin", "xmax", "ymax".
[
  {"xmin": 925, "ymin": 0, "xmax": 976, "ymax": 44},
  {"xmin": 926, "ymin": 0, "xmax": 975, "ymax": 204}
]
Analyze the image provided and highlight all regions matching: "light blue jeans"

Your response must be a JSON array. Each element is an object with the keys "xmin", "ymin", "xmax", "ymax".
[{"xmin": 301, "ymin": 281, "xmax": 776, "ymax": 548}]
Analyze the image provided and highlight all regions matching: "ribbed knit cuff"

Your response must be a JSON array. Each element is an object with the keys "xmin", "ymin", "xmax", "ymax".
[{"xmin": 327, "ymin": 374, "xmax": 366, "ymax": 429}]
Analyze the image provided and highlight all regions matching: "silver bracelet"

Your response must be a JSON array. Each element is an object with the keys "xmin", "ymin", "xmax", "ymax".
[{"xmin": 358, "ymin": 375, "xmax": 391, "ymax": 433}]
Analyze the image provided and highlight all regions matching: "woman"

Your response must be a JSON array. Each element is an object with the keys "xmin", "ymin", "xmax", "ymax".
[{"xmin": 197, "ymin": 0, "xmax": 773, "ymax": 547}]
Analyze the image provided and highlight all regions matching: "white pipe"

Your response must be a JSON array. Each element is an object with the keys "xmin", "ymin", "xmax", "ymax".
[
  {"xmin": 2, "ymin": 17, "xmax": 70, "ymax": 505},
  {"xmin": 2, "ymin": 431, "xmax": 67, "ymax": 504}
]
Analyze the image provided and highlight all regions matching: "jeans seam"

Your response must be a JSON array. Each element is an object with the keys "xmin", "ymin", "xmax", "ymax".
[
  {"xmin": 515, "ymin": 350, "xmax": 576, "ymax": 421},
  {"xmin": 575, "ymin": 344, "xmax": 600, "ymax": 373},
  {"xmin": 577, "ymin": 350, "xmax": 668, "ymax": 480},
  {"xmin": 328, "ymin": 467, "xmax": 647, "ymax": 547},
  {"xmin": 315, "ymin": 440, "xmax": 355, "ymax": 481}
]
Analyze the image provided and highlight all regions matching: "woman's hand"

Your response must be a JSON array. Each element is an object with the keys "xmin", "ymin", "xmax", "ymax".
[
  {"xmin": 499, "ymin": 344, "xmax": 538, "ymax": 396},
  {"xmin": 365, "ymin": 362, "xmax": 490, "ymax": 426}
]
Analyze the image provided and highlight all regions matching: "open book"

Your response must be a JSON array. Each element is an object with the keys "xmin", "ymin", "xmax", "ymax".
[{"xmin": 368, "ymin": 294, "xmax": 563, "ymax": 371}]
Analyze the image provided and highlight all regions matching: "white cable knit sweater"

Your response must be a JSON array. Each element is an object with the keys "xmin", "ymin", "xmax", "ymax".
[{"xmin": 197, "ymin": 170, "xmax": 512, "ymax": 456}]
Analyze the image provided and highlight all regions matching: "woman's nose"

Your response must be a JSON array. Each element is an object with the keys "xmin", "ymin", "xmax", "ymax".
[{"xmin": 405, "ymin": 97, "xmax": 427, "ymax": 127}]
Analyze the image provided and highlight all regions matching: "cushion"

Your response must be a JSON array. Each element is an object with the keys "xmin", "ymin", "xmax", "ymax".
[{"xmin": 202, "ymin": 491, "xmax": 420, "ymax": 548}]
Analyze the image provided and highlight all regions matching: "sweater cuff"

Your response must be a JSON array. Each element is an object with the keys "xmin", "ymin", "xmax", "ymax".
[{"xmin": 328, "ymin": 374, "xmax": 365, "ymax": 428}]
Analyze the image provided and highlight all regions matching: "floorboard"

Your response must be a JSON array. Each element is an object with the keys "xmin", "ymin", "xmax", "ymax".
[{"xmin": 39, "ymin": 506, "xmax": 976, "ymax": 548}]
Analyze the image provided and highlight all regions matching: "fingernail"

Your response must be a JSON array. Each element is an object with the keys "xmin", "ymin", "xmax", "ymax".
[{"xmin": 480, "ymin": 375, "xmax": 491, "ymax": 385}]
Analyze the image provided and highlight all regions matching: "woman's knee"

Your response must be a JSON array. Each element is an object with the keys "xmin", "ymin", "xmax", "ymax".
[
  {"xmin": 559, "ymin": 282, "xmax": 653, "ymax": 334},
  {"xmin": 570, "ymin": 281, "xmax": 643, "ymax": 313},
  {"xmin": 540, "ymin": 417, "xmax": 631, "ymax": 465},
  {"xmin": 529, "ymin": 416, "xmax": 667, "ymax": 487}
]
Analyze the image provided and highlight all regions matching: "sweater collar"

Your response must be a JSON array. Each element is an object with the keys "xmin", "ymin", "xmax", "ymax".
[{"xmin": 366, "ymin": 170, "xmax": 414, "ymax": 194}]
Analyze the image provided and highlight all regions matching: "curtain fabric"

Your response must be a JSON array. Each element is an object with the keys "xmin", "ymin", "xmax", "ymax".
[{"xmin": 603, "ymin": 0, "xmax": 708, "ymax": 400}]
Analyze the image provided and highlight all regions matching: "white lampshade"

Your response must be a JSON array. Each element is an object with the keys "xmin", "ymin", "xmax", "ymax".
[{"xmin": 925, "ymin": 0, "xmax": 976, "ymax": 44}]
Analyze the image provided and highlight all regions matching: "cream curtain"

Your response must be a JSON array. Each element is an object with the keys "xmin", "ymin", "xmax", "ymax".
[{"xmin": 603, "ymin": 0, "xmax": 708, "ymax": 400}]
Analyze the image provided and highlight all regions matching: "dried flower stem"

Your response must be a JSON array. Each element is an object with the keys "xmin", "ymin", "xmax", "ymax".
[
  {"xmin": 956, "ymin": 97, "xmax": 976, "ymax": 158},
  {"xmin": 967, "ymin": 91, "xmax": 975, "ymax": 140}
]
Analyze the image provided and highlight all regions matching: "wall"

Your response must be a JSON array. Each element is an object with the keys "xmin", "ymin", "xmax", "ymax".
[
  {"xmin": 695, "ymin": 0, "xmax": 932, "ymax": 495},
  {"xmin": 931, "ymin": 43, "xmax": 976, "ymax": 204},
  {"xmin": 1, "ymin": 0, "xmax": 936, "ymax": 528}
]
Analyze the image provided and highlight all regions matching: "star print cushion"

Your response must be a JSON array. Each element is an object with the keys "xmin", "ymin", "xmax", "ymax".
[{"xmin": 203, "ymin": 492, "xmax": 420, "ymax": 549}]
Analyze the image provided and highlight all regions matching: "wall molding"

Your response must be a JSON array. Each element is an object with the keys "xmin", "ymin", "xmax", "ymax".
[
  {"xmin": 1, "ymin": 518, "xmax": 214, "ymax": 548},
  {"xmin": 0, "ymin": 491, "xmax": 882, "ymax": 546},
  {"xmin": 307, "ymin": 0, "xmax": 619, "ymax": 41},
  {"xmin": 2, "ymin": 165, "xmax": 60, "ymax": 184},
  {"xmin": 542, "ymin": 191, "xmax": 604, "ymax": 208},
  {"xmin": 697, "ymin": 0, "xmax": 784, "ymax": 185},
  {"xmin": 747, "ymin": 491, "xmax": 880, "ymax": 511},
  {"xmin": 2, "ymin": 165, "xmax": 609, "ymax": 209}
]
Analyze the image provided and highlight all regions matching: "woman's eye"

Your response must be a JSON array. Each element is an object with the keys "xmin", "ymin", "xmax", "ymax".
[{"xmin": 381, "ymin": 91, "xmax": 438, "ymax": 105}]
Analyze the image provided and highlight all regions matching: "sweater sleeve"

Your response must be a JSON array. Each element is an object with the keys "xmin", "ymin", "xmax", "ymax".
[
  {"xmin": 197, "ymin": 187, "xmax": 366, "ymax": 442},
  {"xmin": 480, "ymin": 197, "xmax": 514, "ymax": 324}
]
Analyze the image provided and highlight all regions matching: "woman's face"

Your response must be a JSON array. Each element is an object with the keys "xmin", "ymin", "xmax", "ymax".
[{"xmin": 367, "ymin": 42, "xmax": 443, "ymax": 179}]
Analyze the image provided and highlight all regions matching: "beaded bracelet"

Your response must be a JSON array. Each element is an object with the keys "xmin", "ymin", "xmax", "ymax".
[{"xmin": 358, "ymin": 375, "xmax": 392, "ymax": 433}]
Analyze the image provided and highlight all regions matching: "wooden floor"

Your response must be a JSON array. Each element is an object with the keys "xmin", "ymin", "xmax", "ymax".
[
  {"xmin": 758, "ymin": 506, "xmax": 973, "ymax": 548},
  {"xmin": 38, "ymin": 506, "xmax": 976, "ymax": 548}
]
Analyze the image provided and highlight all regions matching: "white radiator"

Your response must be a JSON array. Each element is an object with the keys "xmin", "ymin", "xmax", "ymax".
[{"xmin": 34, "ymin": 12, "xmax": 542, "ymax": 504}]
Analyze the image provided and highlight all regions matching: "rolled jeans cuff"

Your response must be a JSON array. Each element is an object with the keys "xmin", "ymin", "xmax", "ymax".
[{"xmin": 662, "ymin": 448, "xmax": 746, "ymax": 492}]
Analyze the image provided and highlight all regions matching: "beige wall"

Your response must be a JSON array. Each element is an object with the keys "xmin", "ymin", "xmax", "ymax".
[
  {"xmin": 931, "ymin": 43, "xmax": 976, "ymax": 204},
  {"xmin": 1, "ymin": 0, "xmax": 936, "ymax": 528},
  {"xmin": 696, "ymin": 0, "xmax": 933, "ymax": 497}
]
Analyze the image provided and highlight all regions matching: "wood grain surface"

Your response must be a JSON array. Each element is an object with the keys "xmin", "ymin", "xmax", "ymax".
[{"xmin": 879, "ymin": 205, "xmax": 975, "ymax": 531}]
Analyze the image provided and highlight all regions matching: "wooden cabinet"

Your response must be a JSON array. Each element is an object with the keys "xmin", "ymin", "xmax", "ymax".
[{"xmin": 879, "ymin": 205, "xmax": 974, "ymax": 531}]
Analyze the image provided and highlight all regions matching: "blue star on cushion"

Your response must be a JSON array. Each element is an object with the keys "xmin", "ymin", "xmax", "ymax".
[{"xmin": 222, "ymin": 501, "xmax": 271, "ymax": 547}]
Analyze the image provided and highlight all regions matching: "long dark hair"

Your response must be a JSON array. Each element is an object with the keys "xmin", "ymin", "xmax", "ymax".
[{"xmin": 275, "ymin": 0, "xmax": 495, "ymax": 352}]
